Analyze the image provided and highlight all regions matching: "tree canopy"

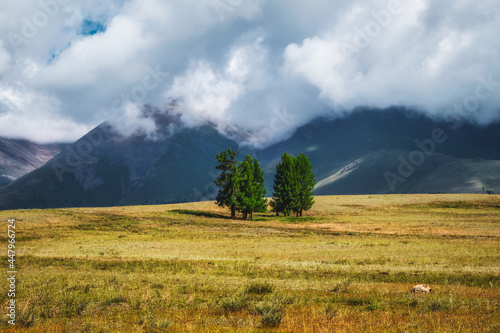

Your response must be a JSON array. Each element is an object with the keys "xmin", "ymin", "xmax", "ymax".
[
  {"xmin": 293, "ymin": 153, "xmax": 316, "ymax": 217},
  {"xmin": 236, "ymin": 155, "xmax": 267, "ymax": 220},
  {"xmin": 214, "ymin": 148, "xmax": 239, "ymax": 219},
  {"xmin": 214, "ymin": 149, "xmax": 267, "ymax": 220},
  {"xmin": 270, "ymin": 153, "xmax": 316, "ymax": 217},
  {"xmin": 270, "ymin": 152, "xmax": 296, "ymax": 216},
  {"xmin": 215, "ymin": 149, "xmax": 315, "ymax": 219}
]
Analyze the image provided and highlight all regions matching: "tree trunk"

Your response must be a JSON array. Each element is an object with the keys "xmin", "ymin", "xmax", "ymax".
[{"xmin": 231, "ymin": 205, "xmax": 236, "ymax": 219}]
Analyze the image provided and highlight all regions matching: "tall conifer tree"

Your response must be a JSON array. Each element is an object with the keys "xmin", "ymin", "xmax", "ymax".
[
  {"xmin": 271, "ymin": 152, "xmax": 316, "ymax": 217},
  {"xmin": 293, "ymin": 153, "xmax": 316, "ymax": 217},
  {"xmin": 270, "ymin": 153, "xmax": 296, "ymax": 216},
  {"xmin": 236, "ymin": 155, "xmax": 267, "ymax": 220},
  {"xmin": 252, "ymin": 157, "xmax": 268, "ymax": 216},
  {"xmin": 215, "ymin": 150, "xmax": 267, "ymax": 220},
  {"xmin": 214, "ymin": 148, "xmax": 239, "ymax": 219}
]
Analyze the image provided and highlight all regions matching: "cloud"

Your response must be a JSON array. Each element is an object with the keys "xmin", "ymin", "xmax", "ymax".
[
  {"xmin": 0, "ymin": 0, "xmax": 268, "ymax": 142},
  {"xmin": 108, "ymin": 102, "xmax": 157, "ymax": 138},
  {"xmin": 0, "ymin": 41, "xmax": 11, "ymax": 75},
  {"xmin": 166, "ymin": 38, "xmax": 267, "ymax": 129},
  {"xmin": 283, "ymin": 0, "xmax": 500, "ymax": 123},
  {"xmin": 0, "ymin": 83, "xmax": 91, "ymax": 142},
  {"xmin": 0, "ymin": 0, "xmax": 498, "ymax": 144},
  {"xmin": 33, "ymin": 14, "xmax": 150, "ymax": 89}
]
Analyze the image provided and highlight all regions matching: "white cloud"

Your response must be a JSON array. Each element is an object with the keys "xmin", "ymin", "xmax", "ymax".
[
  {"xmin": 33, "ymin": 14, "xmax": 150, "ymax": 89},
  {"xmin": 283, "ymin": 0, "xmax": 500, "ymax": 122},
  {"xmin": 0, "ymin": 84, "xmax": 91, "ymax": 142},
  {"xmin": 0, "ymin": 0, "xmax": 499, "ymax": 144},
  {"xmin": 167, "ymin": 60, "xmax": 241, "ymax": 127},
  {"xmin": 108, "ymin": 102, "xmax": 157, "ymax": 138},
  {"xmin": 166, "ymin": 38, "xmax": 268, "ymax": 129}
]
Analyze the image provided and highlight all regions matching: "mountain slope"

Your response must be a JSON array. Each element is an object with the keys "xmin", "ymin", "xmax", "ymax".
[
  {"xmin": 0, "ymin": 122, "xmax": 252, "ymax": 209},
  {"xmin": 0, "ymin": 108, "xmax": 499, "ymax": 210},
  {"xmin": 0, "ymin": 137, "xmax": 67, "ymax": 188},
  {"xmin": 260, "ymin": 108, "xmax": 500, "ymax": 195}
]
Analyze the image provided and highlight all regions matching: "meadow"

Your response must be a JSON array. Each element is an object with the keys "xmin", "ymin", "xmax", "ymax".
[{"xmin": 0, "ymin": 194, "xmax": 499, "ymax": 332}]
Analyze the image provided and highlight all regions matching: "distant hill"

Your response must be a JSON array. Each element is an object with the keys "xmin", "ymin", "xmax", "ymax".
[
  {"xmin": 0, "ymin": 137, "xmax": 67, "ymax": 188},
  {"xmin": 0, "ymin": 108, "xmax": 499, "ymax": 210}
]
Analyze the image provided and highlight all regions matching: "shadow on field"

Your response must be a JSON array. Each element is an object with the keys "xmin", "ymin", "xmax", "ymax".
[{"xmin": 170, "ymin": 209, "xmax": 230, "ymax": 219}]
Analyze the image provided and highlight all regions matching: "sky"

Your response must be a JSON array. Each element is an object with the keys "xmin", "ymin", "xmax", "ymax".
[{"xmin": 0, "ymin": 0, "xmax": 499, "ymax": 146}]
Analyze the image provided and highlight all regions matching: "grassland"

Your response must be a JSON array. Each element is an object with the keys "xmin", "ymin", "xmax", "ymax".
[{"xmin": 0, "ymin": 194, "xmax": 499, "ymax": 332}]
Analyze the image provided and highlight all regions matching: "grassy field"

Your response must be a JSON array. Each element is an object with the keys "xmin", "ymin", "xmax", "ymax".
[{"xmin": 0, "ymin": 194, "xmax": 499, "ymax": 332}]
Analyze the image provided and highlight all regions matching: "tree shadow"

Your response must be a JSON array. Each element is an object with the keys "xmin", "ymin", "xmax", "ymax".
[{"xmin": 170, "ymin": 209, "xmax": 231, "ymax": 219}]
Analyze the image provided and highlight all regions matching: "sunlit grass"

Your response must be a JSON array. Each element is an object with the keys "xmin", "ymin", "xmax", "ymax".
[{"xmin": 0, "ymin": 194, "xmax": 499, "ymax": 332}]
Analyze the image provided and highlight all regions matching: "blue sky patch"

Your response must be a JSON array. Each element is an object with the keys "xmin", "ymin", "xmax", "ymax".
[{"xmin": 80, "ymin": 19, "xmax": 106, "ymax": 36}]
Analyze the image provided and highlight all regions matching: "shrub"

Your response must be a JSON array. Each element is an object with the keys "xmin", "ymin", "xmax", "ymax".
[
  {"xmin": 151, "ymin": 283, "xmax": 164, "ymax": 290},
  {"xmin": 257, "ymin": 303, "xmax": 284, "ymax": 328},
  {"xmin": 428, "ymin": 300, "xmax": 451, "ymax": 312},
  {"xmin": 332, "ymin": 279, "xmax": 352, "ymax": 293},
  {"xmin": 244, "ymin": 281, "xmax": 274, "ymax": 295},
  {"xmin": 220, "ymin": 295, "xmax": 249, "ymax": 312},
  {"xmin": 325, "ymin": 302, "xmax": 341, "ymax": 320},
  {"xmin": 141, "ymin": 314, "xmax": 171, "ymax": 333},
  {"xmin": 17, "ymin": 305, "xmax": 37, "ymax": 328},
  {"xmin": 366, "ymin": 300, "xmax": 382, "ymax": 311},
  {"xmin": 345, "ymin": 298, "xmax": 366, "ymax": 306},
  {"xmin": 102, "ymin": 295, "xmax": 127, "ymax": 307}
]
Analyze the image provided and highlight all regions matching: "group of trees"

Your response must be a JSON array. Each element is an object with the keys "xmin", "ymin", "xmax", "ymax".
[
  {"xmin": 214, "ymin": 149, "xmax": 267, "ymax": 220},
  {"xmin": 214, "ymin": 149, "xmax": 316, "ymax": 220},
  {"xmin": 270, "ymin": 153, "xmax": 316, "ymax": 217}
]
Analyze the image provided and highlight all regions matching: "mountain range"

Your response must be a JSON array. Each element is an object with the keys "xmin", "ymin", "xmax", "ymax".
[
  {"xmin": 0, "ymin": 107, "xmax": 499, "ymax": 210},
  {"xmin": 0, "ymin": 138, "xmax": 66, "ymax": 189}
]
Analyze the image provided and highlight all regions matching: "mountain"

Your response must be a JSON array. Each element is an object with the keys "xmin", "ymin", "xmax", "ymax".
[
  {"xmin": 0, "ymin": 108, "xmax": 499, "ymax": 210},
  {"xmin": 0, "ymin": 112, "xmax": 254, "ymax": 209},
  {"xmin": 0, "ymin": 137, "xmax": 67, "ymax": 188},
  {"xmin": 259, "ymin": 108, "xmax": 500, "ymax": 195}
]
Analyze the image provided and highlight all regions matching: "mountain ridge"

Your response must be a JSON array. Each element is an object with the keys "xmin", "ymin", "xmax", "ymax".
[
  {"xmin": 0, "ymin": 137, "xmax": 68, "ymax": 189},
  {"xmin": 0, "ymin": 108, "xmax": 498, "ymax": 210}
]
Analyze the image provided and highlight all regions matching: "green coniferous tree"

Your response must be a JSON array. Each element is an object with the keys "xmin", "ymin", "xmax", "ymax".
[
  {"xmin": 292, "ymin": 153, "xmax": 317, "ymax": 217},
  {"xmin": 271, "ymin": 152, "xmax": 316, "ymax": 217},
  {"xmin": 252, "ymin": 157, "xmax": 268, "ymax": 216},
  {"xmin": 236, "ymin": 155, "xmax": 267, "ymax": 220},
  {"xmin": 214, "ymin": 148, "xmax": 239, "ymax": 219},
  {"xmin": 270, "ymin": 153, "xmax": 296, "ymax": 216},
  {"xmin": 236, "ymin": 155, "xmax": 254, "ymax": 220}
]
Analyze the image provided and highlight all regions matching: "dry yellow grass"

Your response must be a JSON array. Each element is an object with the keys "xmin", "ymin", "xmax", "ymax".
[{"xmin": 0, "ymin": 194, "xmax": 499, "ymax": 332}]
